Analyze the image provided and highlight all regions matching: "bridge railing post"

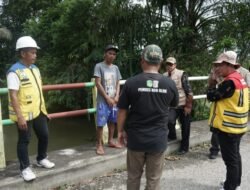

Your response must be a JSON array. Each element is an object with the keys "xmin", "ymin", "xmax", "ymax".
[{"xmin": 0, "ymin": 97, "xmax": 6, "ymax": 169}]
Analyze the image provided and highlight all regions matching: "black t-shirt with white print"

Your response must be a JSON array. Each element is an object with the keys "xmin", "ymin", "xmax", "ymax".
[{"xmin": 118, "ymin": 72, "xmax": 179, "ymax": 152}]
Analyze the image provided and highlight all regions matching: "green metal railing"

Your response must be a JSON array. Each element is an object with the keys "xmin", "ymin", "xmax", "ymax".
[{"xmin": 0, "ymin": 77, "xmax": 209, "ymax": 169}]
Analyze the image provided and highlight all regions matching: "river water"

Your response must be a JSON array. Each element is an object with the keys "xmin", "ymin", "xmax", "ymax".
[{"xmin": 3, "ymin": 115, "xmax": 96, "ymax": 161}]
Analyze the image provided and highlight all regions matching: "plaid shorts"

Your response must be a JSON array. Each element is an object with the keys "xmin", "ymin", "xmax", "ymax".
[{"xmin": 96, "ymin": 102, "xmax": 118, "ymax": 127}]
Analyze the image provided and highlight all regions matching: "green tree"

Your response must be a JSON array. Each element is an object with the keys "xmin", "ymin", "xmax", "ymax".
[
  {"xmin": 0, "ymin": 0, "xmax": 60, "ymax": 80},
  {"xmin": 2, "ymin": 0, "xmax": 249, "ymax": 115},
  {"xmin": 20, "ymin": 0, "xmax": 168, "ymax": 110},
  {"xmin": 213, "ymin": 1, "xmax": 250, "ymax": 65}
]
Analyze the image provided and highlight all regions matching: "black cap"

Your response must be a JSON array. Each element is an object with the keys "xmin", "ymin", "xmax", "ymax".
[{"xmin": 105, "ymin": 44, "xmax": 119, "ymax": 52}]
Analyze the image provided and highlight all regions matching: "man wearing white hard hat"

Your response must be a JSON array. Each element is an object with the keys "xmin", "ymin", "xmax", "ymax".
[
  {"xmin": 6, "ymin": 36, "xmax": 55, "ymax": 182},
  {"xmin": 207, "ymin": 51, "xmax": 248, "ymax": 190}
]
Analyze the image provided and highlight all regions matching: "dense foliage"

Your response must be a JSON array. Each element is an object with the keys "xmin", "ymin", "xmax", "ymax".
[{"xmin": 0, "ymin": 0, "xmax": 250, "ymax": 119}]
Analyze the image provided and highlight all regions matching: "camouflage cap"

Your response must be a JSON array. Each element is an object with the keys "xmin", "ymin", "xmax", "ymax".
[{"xmin": 142, "ymin": 44, "xmax": 163, "ymax": 64}]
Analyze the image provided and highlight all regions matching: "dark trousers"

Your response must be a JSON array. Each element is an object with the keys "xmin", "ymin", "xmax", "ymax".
[
  {"xmin": 17, "ymin": 113, "xmax": 49, "ymax": 171},
  {"xmin": 168, "ymin": 107, "xmax": 191, "ymax": 151},
  {"xmin": 209, "ymin": 132, "xmax": 220, "ymax": 155},
  {"xmin": 218, "ymin": 131, "xmax": 243, "ymax": 190}
]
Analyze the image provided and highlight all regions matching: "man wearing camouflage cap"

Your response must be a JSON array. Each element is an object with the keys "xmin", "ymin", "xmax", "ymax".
[{"xmin": 116, "ymin": 44, "xmax": 178, "ymax": 190}]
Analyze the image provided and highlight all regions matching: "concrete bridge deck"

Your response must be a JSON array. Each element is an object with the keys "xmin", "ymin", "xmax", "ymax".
[{"xmin": 0, "ymin": 120, "xmax": 221, "ymax": 190}]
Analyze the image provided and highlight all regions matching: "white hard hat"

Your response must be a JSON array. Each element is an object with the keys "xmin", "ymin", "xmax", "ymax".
[{"xmin": 16, "ymin": 36, "xmax": 40, "ymax": 50}]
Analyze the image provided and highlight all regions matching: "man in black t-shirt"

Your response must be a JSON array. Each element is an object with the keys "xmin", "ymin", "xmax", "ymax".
[{"xmin": 116, "ymin": 44, "xmax": 179, "ymax": 190}]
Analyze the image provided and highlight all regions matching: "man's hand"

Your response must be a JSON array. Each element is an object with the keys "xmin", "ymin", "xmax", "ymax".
[
  {"xmin": 106, "ymin": 96, "xmax": 116, "ymax": 107},
  {"xmin": 114, "ymin": 95, "xmax": 119, "ymax": 104},
  {"xmin": 17, "ymin": 116, "xmax": 28, "ymax": 130},
  {"xmin": 184, "ymin": 106, "xmax": 192, "ymax": 116},
  {"xmin": 208, "ymin": 77, "xmax": 217, "ymax": 88},
  {"xmin": 9, "ymin": 89, "xmax": 28, "ymax": 130}
]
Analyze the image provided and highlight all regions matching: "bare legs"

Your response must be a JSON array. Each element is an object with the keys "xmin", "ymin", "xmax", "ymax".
[
  {"xmin": 96, "ymin": 122, "xmax": 120, "ymax": 155},
  {"xmin": 96, "ymin": 127, "xmax": 105, "ymax": 155}
]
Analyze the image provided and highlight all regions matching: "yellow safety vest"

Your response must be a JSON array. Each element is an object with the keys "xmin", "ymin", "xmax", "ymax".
[
  {"xmin": 208, "ymin": 71, "xmax": 248, "ymax": 134},
  {"xmin": 8, "ymin": 62, "xmax": 47, "ymax": 121}
]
